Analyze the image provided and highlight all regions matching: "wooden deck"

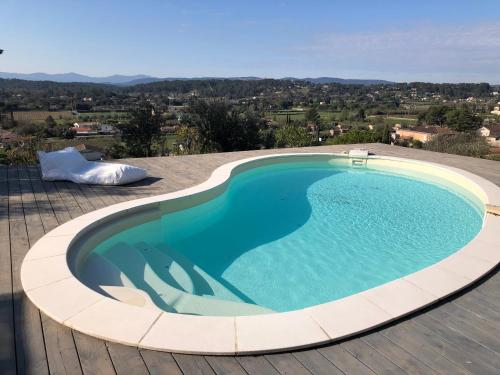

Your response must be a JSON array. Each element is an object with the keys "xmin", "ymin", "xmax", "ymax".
[{"xmin": 1, "ymin": 143, "xmax": 499, "ymax": 375}]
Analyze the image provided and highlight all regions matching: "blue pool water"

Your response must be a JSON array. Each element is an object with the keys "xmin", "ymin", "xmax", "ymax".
[{"xmin": 88, "ymin": 160, "xmax": 484, "ymax": 314}]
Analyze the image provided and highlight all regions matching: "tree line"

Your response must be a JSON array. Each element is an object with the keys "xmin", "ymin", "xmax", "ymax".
[
  {"xmin": 121, "ymin": 100, "xmax": 392, "ymax": 157},
  {"xmin": 418, "ymin": 105, "xmax": 482, "ymax": 132}
]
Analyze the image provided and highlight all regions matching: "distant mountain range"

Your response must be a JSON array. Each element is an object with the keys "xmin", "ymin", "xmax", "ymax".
[
  {"xmin": 0, "ymin": 72, "xmax": 154, "ymax": 84},
  {"xmin": 0, "ymin": 72, "xmax": 395, "ymax": 86},
  {"xmin": 283, "ymin": 77, "xmax": 394, "ymax": 85}
]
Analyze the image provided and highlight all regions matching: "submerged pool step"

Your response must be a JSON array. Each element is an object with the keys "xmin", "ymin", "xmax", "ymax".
[
  {"xmin": 135, "ymin": 242, "xmax": 244, "ymax": 303},
  {"xmin": 351, "ymin": 158, "xmax": 367, "ymax": 167},
  {"xmin": 83, "ymin": 243, "xmax": 273, "ymax": 316},
  {"xmin": 134, "ymin": 241, "xmax": 195, "ymax": 294},
  {"xmin": 80, "ymin": 252, "xmax": 135, "ymax": 289}
]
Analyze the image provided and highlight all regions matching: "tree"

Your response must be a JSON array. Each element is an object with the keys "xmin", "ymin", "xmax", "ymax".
[
  {"xmin": 305, "ymin": 107, "xmax": 321, "ymax": 125},
  {"xmin": 351, "ymin": 108, "xmax": 366, "ymax": 122},
  {"xmin": 305, "ymin": 107, "xmax": 321, "ymax": 143},
  {"xmin": 63, "ymin": 128, "xmax": 76, "ymax": 139},
  {"xmin": 274, "ymin": 125, "xmax": 313, "ymax": 148},
  {"xmin": 418, "ymin": 105, "xmax": 448, "ymax": 126},
  {"xmin": 445, "ymin": 107, "xmax": 482, "ymax": 132},
  {"xmin": 379, "ymin": 124, "xmax": 392, "ymax": 144},
  {"xmin": 174, "ymin": 126, "xmax": 203, "ymax": 155},
  {"xmin": 121, "ymin": 104, "xmax": 162, "ymax": 157},
  {"xmin": 45, "ymin": 115, "xmax": 56, "ymax": 127},
  {"xmin": 183, "ymin": 100, "xmax": 262, "ymax": 152},
  {"xmin": 16, "ymin": 121, "xmax": 45, "ymax": 137}
]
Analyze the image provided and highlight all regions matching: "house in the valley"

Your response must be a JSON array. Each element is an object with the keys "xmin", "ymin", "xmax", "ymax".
[
  {"xmin": 394, "ymin": 126, "xmax": 454, "ymax": 143},
  {"xmin": 476, "ymin": 124, "xmax": 500, "ymax": 146},
  {"xmin": 72, "ymin": 122, "xmax": 117, "ymax": 135},
  {"xmin": 329, "ymin": 124, "xmax": 352, "ymax": 136},
  {"xmin": 99, "ymin": 124, "xmax": 117, "ymax": 134},
  {"xmin": 0, "ymin": 129, "xmax": 23, "ymax": 147},
  {"xmin": 491, "ymin": 104, "xmax": 500, "ymax": 116}
]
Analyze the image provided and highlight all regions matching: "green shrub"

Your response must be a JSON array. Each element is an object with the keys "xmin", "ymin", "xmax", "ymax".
[
  {"xmin": 423, "ymin": 134, "xmax": 490, "ymax": 157},
  {"xmin": 2, "ymin": 144, "xmax": 39, "ymax": 165},
  {"xmin": 274, "ymin": 125, "xmax": 313, "ymax": 148}
]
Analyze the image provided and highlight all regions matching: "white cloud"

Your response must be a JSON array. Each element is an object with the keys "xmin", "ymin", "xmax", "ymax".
[{"xmin": 293, "ymin": 22, "xmax": 500, "ymax": 82}]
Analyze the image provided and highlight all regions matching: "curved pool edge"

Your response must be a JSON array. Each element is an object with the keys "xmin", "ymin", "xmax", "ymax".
[{"xmin": 20, "ymin": 153, "xmax": 500, "ymax": 355}]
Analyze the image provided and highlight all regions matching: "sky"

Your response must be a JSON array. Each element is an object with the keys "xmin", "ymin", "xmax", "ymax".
[{"xmin": 1, "ymin": 0, "xmax": 500, "ymax": 83}]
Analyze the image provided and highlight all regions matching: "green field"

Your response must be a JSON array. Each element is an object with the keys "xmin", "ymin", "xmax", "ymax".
[
  {"xmin": 368, "ymin": 116, "xmax": 418, "ymax": 126},
  {"xmin": 12, "ymin": 111, "xmax": 74, "ymax": 122},
  {"xmin": 164, "ymin": 134, "xmax": 177, "ymax": 148},
  {"xmin": 267, "ymin": 110, "xmax": 417, "ymax": 127},
  {"xmin": 75, "ymin": 112, "xmax": 130, "ymax": 121},
  {"xmin": 266, "ymin": 110, "xmax": 338, "ymax": 122}
]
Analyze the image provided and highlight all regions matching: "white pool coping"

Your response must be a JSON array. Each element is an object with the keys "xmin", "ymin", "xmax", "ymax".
[{"xmin": 20, "ymin": 153, "xmax": 500, "ymax": 355}]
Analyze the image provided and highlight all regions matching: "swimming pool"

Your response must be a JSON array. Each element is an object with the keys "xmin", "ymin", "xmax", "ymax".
[
  {"xmin": 21, "ymin": 153, "xmax": 500, "ymax": 354},
  {"xmin": 80, "ymin": 158, "xmax": 484, "ymax": 315}
]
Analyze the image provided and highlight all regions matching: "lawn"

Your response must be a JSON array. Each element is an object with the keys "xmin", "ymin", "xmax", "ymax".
[
  {"xmin": 12, "ymin": 111, "xmax": 73, "ymax": 122},
  {"xmin": 266, "ymin": 110, "xmax": 338, "ymax": 122}
]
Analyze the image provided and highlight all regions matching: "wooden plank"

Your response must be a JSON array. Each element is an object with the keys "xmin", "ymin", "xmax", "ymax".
[
  {"xmin": 36, "ymin": 175, "xmax": 73, "ymax": 225},
  {"xmin": 60, "ymin": 182, "xmax": 96, "ymax": 214},
  {"xmin": 41, "ymin": 314, "xmax": 83, "ymax": 375},
  {"xmin": 265, "ymin": 353, "xmax": 312, "ymax": 375},
  {"xmin": 69, "ymin": 182, "xmax": 103, "ymax": 211},
  {"xmin": 236, "ymin": 356, "xmax": 280, "ymax": 375},
  {"xmin": 9, "ymin": 167, "xmax": 50, "ymax": 375},
  {"xmin": 361, "ymin": 332, "xmax": 437, "ymax": 375},
  {"xmin": 414, "ymin": 313, "xmax": 500, "ymax": 371},
  {"xmin": 340, "ymin": 339, "xmax": 407, "ymax": 375},
  {"xmin": 131, "ymin": 158, "xmax": 170, "ymax": 189},
  {"xmin": 52, "ymin": 181, "xmax": 84, "ymax": 219},
  {"xmin": 427, "ymin": 302, "xmax": 500, "ymax": 355},
  {"xmin": 139, "ymin": 350, "xmax": 183, "ymax": 375},
  {"xmin": 453, "ymin": 288, "xmax": 500, "ymax": 326},
  {"xmin": 11, "ymin": 290, "xmax": 49, "ymax": 375},
  {"xmin": 172, "ymin": 353, "xmax": 215, "ymax": 375},
  {"xmin": 318, "ymin": 345, "xmax": 376, "ymax": 375},
  {"xmin": 19, "ymin": 166, "xmax": 84, "ymax": 375},
  {"xmin": 75, "ymin": 183, "xmax": 114, "ymax": 209},
  {"xmin": 475, "ymin": 272, "xmax": 500, "ymax": 300},
  {"xmin": 26, "ymin": 166, "xmax": 60, "ymax": 232},
  {"xmin": 292, "ymin": 349, "xmax": 344, "ymax": 375},
  {"xmin": 204, "ymin": 356, "xmax": 247, "ymax": 375},
  {"xmin": 27, "ymin": 166, "xmax": 141, "ymax": 375},
  {"xmin": 381, "ymin": 320, "xmax": 475, "ymax": 375},
  {"xmin": 72, "ymin": 331, "xmax": 116, "ymax": 375},
  {"xmin": 18, "ymin": 167, "xmax": 45, "ymax": 245},
  {"xmin": 106, "ymin": 342, "xmax": 148, "ymax": 375},
  {"xmin": 43, "ymin": 177, "xmax": 117, "ymax": 375},
  {"xmin": 0, "ymin": 166, "xmax": 16, "ymax": 375}
]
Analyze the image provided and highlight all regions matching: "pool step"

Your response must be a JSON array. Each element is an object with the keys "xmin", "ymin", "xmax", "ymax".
[
  {"xmin": 85, "ymin": 243, "xmax": 273, "ymax": 315},
  {"xmin": 100, "ymin": 285, "xmax": 158, "ymax": 309},
  {"xmin": 134, "ymin": 241, "xmax": 195, "ymax": 294},
  {"xmin": 135, "ymin": 242, "xmax": 244, "ymax": 303},
  {"xmin": 351, "ymin": 158, "xmax": 367, "ymax": 167},
  {"xmin": 79, "ymin": 252, "xmax": 135, "ymax": 289}
]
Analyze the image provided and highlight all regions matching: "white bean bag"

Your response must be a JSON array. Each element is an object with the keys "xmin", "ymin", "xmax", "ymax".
[{"xmin": 37, "ymin": 147, "xmax": 148, "ymax": 185}]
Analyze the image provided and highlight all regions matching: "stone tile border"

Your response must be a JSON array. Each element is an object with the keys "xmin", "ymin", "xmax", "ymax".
[{"xmin": 20, "ymin": 153, "xmax": 500, "ymax": 355}]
